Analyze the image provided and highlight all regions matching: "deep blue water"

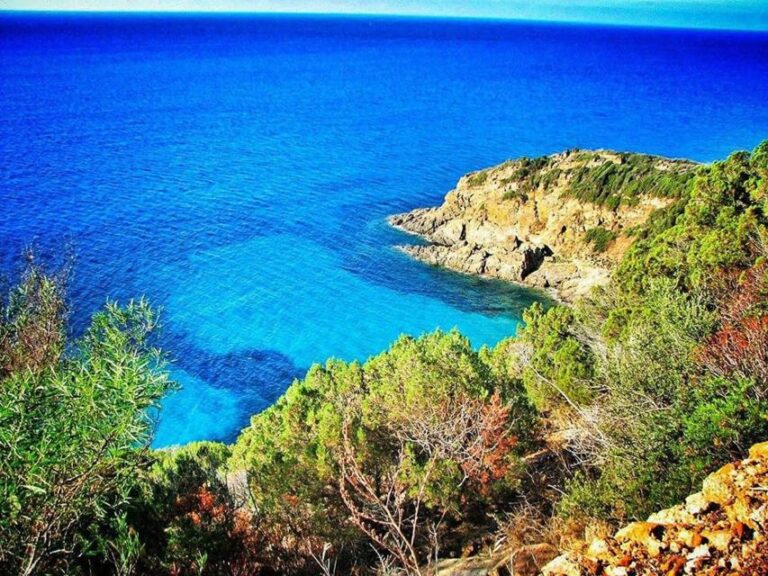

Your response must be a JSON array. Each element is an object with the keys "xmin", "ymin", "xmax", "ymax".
[{"xmin": 1, "ymin": 14, "xmax": 767, "ymax": 446}]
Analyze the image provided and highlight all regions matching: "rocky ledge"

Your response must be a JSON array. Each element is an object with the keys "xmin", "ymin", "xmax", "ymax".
[
  {"xmin": 390, "ymin": 150, "xmax": 696, "ymax": 301},
  {"xmin": 435, "ymin": 442, "xmax": 768, "ymax": 576},
  {"xmin": 542, "ymin": 442, "xmax": 768, "ymax": 576}
]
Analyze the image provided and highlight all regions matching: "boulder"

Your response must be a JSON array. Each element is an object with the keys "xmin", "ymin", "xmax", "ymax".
[
  {"xmin": 497, "ymin": 544, "xmax": 559, "ymax": 576},
  {"xmin": 540, "ymin": 554, "xmax": 582, "ymax": 576}
]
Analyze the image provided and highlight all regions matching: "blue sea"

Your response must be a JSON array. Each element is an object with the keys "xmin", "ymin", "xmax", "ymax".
[{"xmin": 1, "ymin": 14, "xmax": 767, "ymax": 446}]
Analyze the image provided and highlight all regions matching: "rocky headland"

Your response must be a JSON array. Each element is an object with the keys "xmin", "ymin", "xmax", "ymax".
[{"xmin": 390, "ymin": 149, "xmax": 697, "ymax": 301}]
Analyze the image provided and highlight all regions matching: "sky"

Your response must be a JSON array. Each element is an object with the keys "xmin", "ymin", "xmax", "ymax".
[{"xmin": 1, "ymin": 0, "xmax": 767, "ymax": 31}]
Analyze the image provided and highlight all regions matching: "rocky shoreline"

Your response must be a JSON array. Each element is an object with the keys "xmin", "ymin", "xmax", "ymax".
[{"xmin": 389, "ymin": 149, "xmax": 696, "ymax": 302}]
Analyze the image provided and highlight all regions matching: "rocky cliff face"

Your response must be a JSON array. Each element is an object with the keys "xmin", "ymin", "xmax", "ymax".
[{"xmin": 390, "ymin": 150, "xmax": 696, "ymax": 301}]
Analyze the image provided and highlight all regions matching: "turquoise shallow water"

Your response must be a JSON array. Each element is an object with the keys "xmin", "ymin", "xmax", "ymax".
[
  {"xmin": 157, "ymin": 234, "xmax": 528, "ymax": 443},
  {"xmin": 164, "ymin": 234, "xmax": 519, "ymax": 366},
  {"xmin": 1, "ymin": 14, "xmax": 767, "ymax": 446}
]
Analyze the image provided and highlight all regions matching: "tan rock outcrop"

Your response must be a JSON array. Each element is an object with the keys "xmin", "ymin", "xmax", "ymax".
[
  {"xmin": 431, "ymin": 442, "xmax": 768, "ymax": 576},
  {"xmin": 541, "ymin": 441, "xmax": 768, "ymax": 575},
  {"xmin": 389, "ymin": 150, "xmax": 696, "ymax": 301}
]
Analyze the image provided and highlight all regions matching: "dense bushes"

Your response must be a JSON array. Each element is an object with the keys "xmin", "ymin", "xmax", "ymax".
[
  {"xmin": 231, "ymin": 331, "xmax": 539, "ymax": 573},
  {"xmin": 0, "ymin": 264, "xmax": 175, "ymax": 575},
  {"xmin": 517, "ymin": 142, "xmax": 768, "ymax": 524},
  {"xmin": 522, "ymin": 272, "xmax": 768, "ymax": 524},
  {"xmin": 500, "ymin": 151, "xmax": 696, "ymax": 209},
  {"xmin": 555, "ymin": 281, "xmax": 719, "ymax": 519},
  {"xmin": 617, "ymin": 142, "xmax": 768, "ymax": 292},
  {"xmin": 129, "ymin": 442, "xmax": 268, "ymax": 576},
  {"xmin": 515, "ymin": 303, "xmax": 595, "ymax": 410},
  {"xmin": 564, "ymin": 152, "xmax": 696, "ymax": 208}
]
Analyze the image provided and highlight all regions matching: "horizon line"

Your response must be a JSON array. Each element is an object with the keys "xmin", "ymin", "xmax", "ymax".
[{"xmin": 2, "ymin": 7, "xmax": 768, "ymax": 33}]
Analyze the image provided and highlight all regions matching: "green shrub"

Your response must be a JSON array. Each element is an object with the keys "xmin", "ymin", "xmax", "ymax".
[
  {"xmin": 502, "ymin": 189, "xmax": 529, "ymax": 202},
  {"xmin": 0, "ymin": 262, "xmax": 67, "ymax": 378},
  {"xmin": 500, "ymin": 156, "xmax": 556, "ymax": 195},
  {"xmin": 499, "ymin": 151, "xmax": 695, "ymax": 209},
  {"xmin": 555, "ymin": 281, "xmax": 766, "ymax": 523},
  {"xmin": 128, "ymin": 442, "xmax": 271, "ymax": 576},
  {"xmin": 468, "ymin": 170, "xmax": 489, "ymax": 186},
  {"xmin": 564, "ymin": 153, "xmax": 696, "ymax": 207},
  {"xmin": 0, "ymin": 265, "xmax": 175, "ymax": 575},
  {"xmin": 517, "ymin": 303, "xmax": 596, "ymax": 410},
  {"xmin": 584, "ymin": 227, "xmax": 618, "ymax": 253}
]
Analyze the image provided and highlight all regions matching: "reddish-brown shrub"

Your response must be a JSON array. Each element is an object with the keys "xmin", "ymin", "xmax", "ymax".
[{"xmin": 697, "ymin": 261, "xmax": 768, "ymax": 389}]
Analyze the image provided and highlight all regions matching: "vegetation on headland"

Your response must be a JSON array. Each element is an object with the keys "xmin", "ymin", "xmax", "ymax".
[
  {"xmin": 563, "ymin": 150, "xmax": 696, "ymax": 208},
  {"xmin": 500, "ymin": 150, "xmax": 696, "ymax": 209},
  {"xmin": 1, "ymin": 141, "xmax": 767, "ymax": 575}
]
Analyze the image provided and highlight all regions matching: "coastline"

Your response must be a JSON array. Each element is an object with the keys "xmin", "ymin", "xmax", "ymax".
[
  {"xmin": 388, "ymin": 218, "xmax": 566, "ymax": 303},
  {"xmin": 388, "ymin": 148, "xmax": 696, "ymax": 302}
]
